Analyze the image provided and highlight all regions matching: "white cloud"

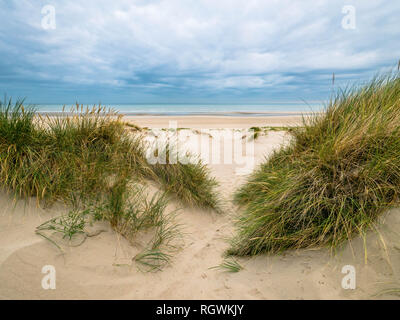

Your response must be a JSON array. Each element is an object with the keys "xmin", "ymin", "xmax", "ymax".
[{"xmin": 0, "ymin": 0, "xmax": 399, "ymax": 100}]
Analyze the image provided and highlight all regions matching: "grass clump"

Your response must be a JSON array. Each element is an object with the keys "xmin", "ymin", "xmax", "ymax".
[
  {"xmin": 93, "ymin": 179, "xmax": 182, "ymax": 247},
  {"xmin": 0, "ymin": 100, "xmax": 218, "ymax": 269},
  {"xmin": 246, "ymin": 126, "xmax": 296, "ymax": 141},
  {"xmin": 210, "ymin": 258, "xmax": 244, "ymax": 273},
  {"xmin": 0, "ymin": 101, "xmax": 146, "ymax": 204},
  {"xmin": 90, "ymin": 179, "xmax": 183, "ymax": 271},
  {"xmin": 230, "ymin": 73, "xmax": 400, "ymax": 256},
  {"xmin": 134, "ymin": 249, "xmax": 173, "ymax": 272},
  {"xmin": 0, "ymin": 100, "xmax": 218, "ymax": 210},
  {"xmin": 35, "ymin": 209, "xmax": 89, "ymax": 252},
  {"xmin": 36, "ymin": 210, "xmax": 87, "ymax": 241},
  {"xmin": 145, "ymin": 144, "xmax": 220, "ymax": 211},
  {"xmin": 248, "ymin": 126, "xmax": 261, "ymax": 140},
  {"xmin": 149, "ymin": 158, "xmax": 219, "ymax": 210}
]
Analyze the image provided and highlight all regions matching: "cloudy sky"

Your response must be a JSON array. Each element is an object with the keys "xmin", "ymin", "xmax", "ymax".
[{"xmin": 0, "ymin": 0, "xmax": 399, "ymax": 104}]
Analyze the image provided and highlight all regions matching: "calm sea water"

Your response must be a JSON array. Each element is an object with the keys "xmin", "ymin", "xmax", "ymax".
[{"xmin": 33, "ymin": 103, "xmax": 323, "ymax": 116}]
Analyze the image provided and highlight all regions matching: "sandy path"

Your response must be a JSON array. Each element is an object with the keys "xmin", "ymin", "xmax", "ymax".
[{"xmin": 0, "ymin": 124, "xmax": 399, "ymax": 300}]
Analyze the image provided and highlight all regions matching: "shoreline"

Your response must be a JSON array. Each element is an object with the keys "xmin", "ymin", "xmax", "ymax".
[
  {"xmin": 39, "ymin": 113, "xmax": 308, "ymax": 129},
  {"xmin": 38, "ymin": 110, "xmax": 317, "ymax": 117},
  {"xmin": 123, "ymin": 115, "xmax": 305, "ymax": 129}
]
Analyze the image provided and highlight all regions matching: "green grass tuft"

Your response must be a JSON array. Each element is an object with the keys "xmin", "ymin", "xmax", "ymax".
[
  {"xmin": 229, "ymin": 72, "xmax": 400, "ymax": 256},
  {"xmin": 147, "ymin": 146, "xmax": 220, "ymax": 211},
  {"xmin": 210, "ymin": 258, "xmax": 244, "ymax": 272}
]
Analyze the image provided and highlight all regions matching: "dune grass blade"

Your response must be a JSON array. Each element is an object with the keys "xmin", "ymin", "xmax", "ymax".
[
  {"xmin": 134, "ymin": 249, "xmax": 172, "ymax": 272},
  {"xmin": 35, "ymin": 231, "xmax": 64, "ymax": 253},
  {"xmin": 229, "ymin": 72, "xmax": 400, "ymax": 256},
  {"xmin": 210, "ymin": 258, "xmax": 244, "ymax": 273},
  {"xmin": 374, "ymin": 288, "xmax": 400, "ymax": 298}
]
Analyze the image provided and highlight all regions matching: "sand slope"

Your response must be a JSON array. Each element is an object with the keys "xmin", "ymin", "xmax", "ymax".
[{"xmin": 1, "ymin": 130, "xmax": 399, "ymax": 300}]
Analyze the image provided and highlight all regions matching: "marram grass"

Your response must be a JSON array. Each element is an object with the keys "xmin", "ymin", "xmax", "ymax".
[
  {"xmin": 229, "ymin": 73, "xmax": 400, "ymax": 256},
  {"xmin": 210, "ymin": 258, "xmax": 244, "ymax": 273},
  {"xmin": 0, "ymin": 100, "xmax": 219, "ymax": 269},
  {"xmin": 0, "ymin": 100, "xmax": 218, "ymax": 210},
  {"xmin": 148, "ymin": 146, "xmax": 219, "ymax": 211}
]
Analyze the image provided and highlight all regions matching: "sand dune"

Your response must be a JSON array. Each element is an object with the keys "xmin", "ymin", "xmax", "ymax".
[{"xmin": 0, "ymin": 125, "xmax": 399, "ymax": 300}]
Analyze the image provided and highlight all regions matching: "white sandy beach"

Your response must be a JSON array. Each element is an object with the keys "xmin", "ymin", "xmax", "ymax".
[
  {"xmin": 124, "ymin": 115, "xmax": 304, "ymax": 129},
  {"xmin": 0, "ymin": 116, "xmax": 399, "ymax": 300}
]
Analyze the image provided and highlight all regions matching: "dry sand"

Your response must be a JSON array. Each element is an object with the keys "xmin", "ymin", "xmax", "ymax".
[
  {"xmin": 124, "ymin": 115, "xmax": 303, "ymax": 129},
  {"xmin": 0, "ymin": 116, "xmax": 399, "ymax": 300}
]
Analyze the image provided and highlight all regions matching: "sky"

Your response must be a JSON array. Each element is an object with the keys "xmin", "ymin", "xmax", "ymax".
[{"xmin": 0, "ymin": 0, "xmax": 399, "ymax": 104}]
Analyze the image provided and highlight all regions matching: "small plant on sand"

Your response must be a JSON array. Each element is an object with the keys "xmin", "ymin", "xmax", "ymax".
[
  {"xmin": 210, "ymin": 258, "xmax": 244, "ymax": 273},
  {"xmin": 95, "ymin": 179, "xmax": 182, "ymax": 246},
  {"xmin": 248, "ymin": 126, "xmax": 262, "ymax": 140},
  {"xmin": 134, "ymin": 250, "xmax": 173, "ymax": 272},
  {"xmin": 35, "ymin": 209, "xmax": 89, "ymax": 251},
  {"xmin": 92, "ymin": 179, "xmax": 183, "ymax": 271},
  {"xmin": 37, "ymin": 210, "xmax": 87, "ymax": 240},
  {"xmin": 230, "ymin": 72, "xmax": 400, "ymax": 256}
]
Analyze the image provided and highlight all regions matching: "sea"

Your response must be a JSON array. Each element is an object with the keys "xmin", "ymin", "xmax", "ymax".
[{"xmin": 32, "ymin": 102, "xmax": 324, "ymax": 116}]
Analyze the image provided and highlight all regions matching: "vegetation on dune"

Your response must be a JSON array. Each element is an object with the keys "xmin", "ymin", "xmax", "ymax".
[
  {"xmin": 210, "ymin": 258, "xmax": 244, "ymax": 273},
  {"xmin": 0, "ymin": 99, "xmax": 218, "ymax": 269},
  {"xmin": 0, "ymin": 101, "xmax": 145, "ymax": 204},
  {"xmin": 148, "ymin": 148, "xmax": 219, "ymax": 211},
  {"xmin": 246, "ymin": 126, "xmax": 297, "ymax": 141},
  {"xmin": 230, "ymin": 73, "xmax": 400, "ymax": 256}
]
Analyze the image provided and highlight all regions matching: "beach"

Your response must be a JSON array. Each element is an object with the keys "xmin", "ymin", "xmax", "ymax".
[
  {"xmin": 2, "ymin": 0, "xmax": 400, "ymax": 305},
  {"xmin": 124, "ymin": 114, "xmax": 304, "ymax": 129},
  {"xmin": 0, "ymin": 115, "xmax": 399, "ymax": 300}
]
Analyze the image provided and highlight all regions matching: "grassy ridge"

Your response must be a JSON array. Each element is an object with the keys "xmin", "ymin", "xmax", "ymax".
[
  {"xmin": 0, "ymin": 102, "xmax": 146, "ymax": 204},
  {"xmin": 230, "ymin": 73, "xmax": 400, "ymax": 256},
  {"xmin": 0, "ymin": 100, "xmax": 218, "ymax": 209},
  {"xmin": 0, "ymin": 100, "xmax": 219, "ymax": 269},
  {"xmin": 149, "ymin": 150, "xmax": 219, "ymax": 210}
]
